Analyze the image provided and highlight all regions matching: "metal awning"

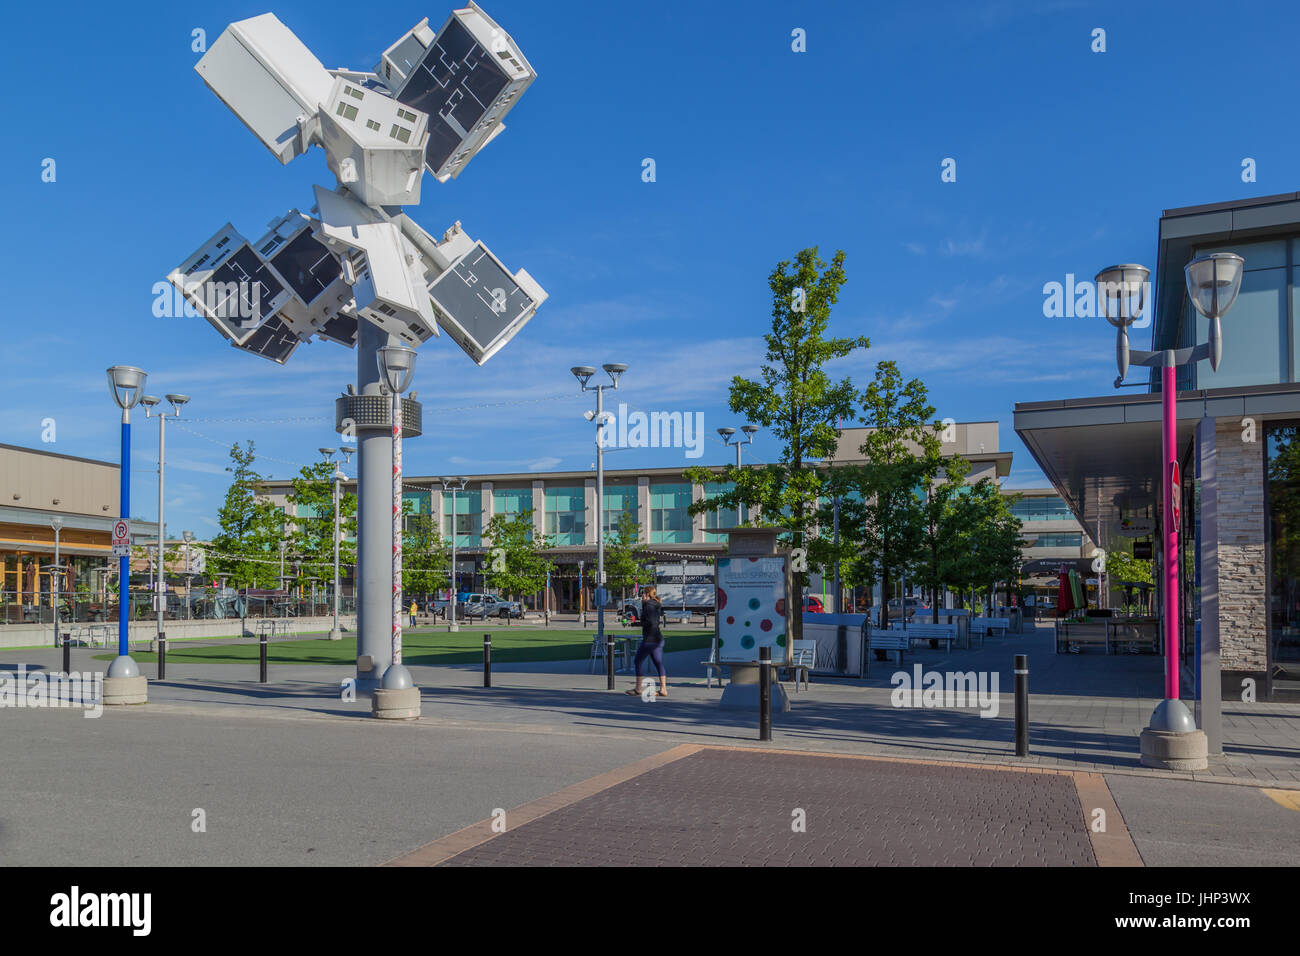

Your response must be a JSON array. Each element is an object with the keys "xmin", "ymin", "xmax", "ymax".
[{"xmin": 1014, "ymin": 381, "xmax": 1300, "ymax": 549}]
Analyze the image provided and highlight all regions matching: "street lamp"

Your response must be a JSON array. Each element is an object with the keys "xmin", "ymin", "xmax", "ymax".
[
  {"xmin": 377, "ymin": 345, "xmax": 417, "ymax": 694},
  {"xmin": 1097, "ymin": 253, "xmax": 1244, "ymax": 769},
  {"xmin": 718, "ymin": 424, "xmax": 758, "ymax": 524},
  {"xmin": 182, "ymin": 530, "xmax": 196, "ymax": 620},
  {"xmin": 321, "ymin": 446, "xmax": 354, "ymax": 641},
  {"xmin": 141, "ymin": 391, "xmax": 190, "ymax": 663},
  {"xmin": 50, "ymin": 516, "xmax": 66, "ymax": 672},
  {"xmin": 104, "ymin": 365, "xmax": 148, "ymax": 701},
  {"xmin": 574, "ymin": 361, "xmax": 627, "ymax": 691},
  {"xmin": 439, "ymin": 477, "xmax": 469, "ymax": 631}
]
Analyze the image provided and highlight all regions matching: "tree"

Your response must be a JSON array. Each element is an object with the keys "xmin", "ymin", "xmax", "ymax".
[
  {"xmin": 603, "ymin": 512, "xmax": 653, "ymax": 601},
  {"xmin": 209, "ymin": 442, "xmax": 284, "ymax": 589},
  {"xmin": 285, "ymin": 461, "xmax": 356, "ymax": 585},
  {"xmin": 850, "ymin": 360, "xmax": 943, "ymax": 628},
  {"xmin": 952, "ymin": 480, "xmax": 1024, "ymax": 610},
  {"xmin": 403, "ymin": 507, "xmax": 449, "ymax": 596},
  {"xmin": 914, "ymin": 453, "xmax": 972, "ymax": 623},
  {"xmin": 482, "ymin": 509, "xmax": 552, "ymax": 613},
  {"xmin": 686, "ymin": 246, "xmax": 867, "ymax": 574}
]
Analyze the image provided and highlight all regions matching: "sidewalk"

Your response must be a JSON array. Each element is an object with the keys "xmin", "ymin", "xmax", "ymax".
[{"xmin": 8, "ymin": 623, "xmax": 1298, "ymax": 787}]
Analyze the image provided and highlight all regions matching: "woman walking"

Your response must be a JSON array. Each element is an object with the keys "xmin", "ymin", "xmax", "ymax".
[{"xmin": 627, "ymin": 586, "xmax": 668, "ymax": 698}]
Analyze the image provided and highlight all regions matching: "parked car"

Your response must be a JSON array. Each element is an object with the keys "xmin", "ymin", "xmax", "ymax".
[
  {"xmin": 619, "ymin": 598, "xmax": 692, "ymax": 626},
  {"xmin": 886, "ymin": 597, "xmax": 929, "ymax": 622},
  {"xmin": 460, "ymin": 593, "xmax": 523, "ymax": 619},
  {"xmin": 802, "ymin": 595, "xmax": 825, "ymax": 614}
]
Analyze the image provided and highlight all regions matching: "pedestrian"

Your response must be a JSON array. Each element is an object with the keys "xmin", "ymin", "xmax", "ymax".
[
  {"xmin": 409, "ymin": 598, "xmax": 418, "ymax": 628},
  {"xmin": 626, "ymin": 586, "xmax": 668, "ymax": 698}
]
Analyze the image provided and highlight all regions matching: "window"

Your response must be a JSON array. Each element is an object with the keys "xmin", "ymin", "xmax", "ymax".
[
  {"xmin": 650, "ymin": 482, "xmax": 692, "ymax": 544},
  {"xmin": 344, "ymin": 85, "xmax": 364, "ymax": 101},
  {"xmin": 1266, "ymin": 424, "xmax": 1300, "ymax": 667},
  {"xmin": 397, "ymin": 108, "xmax": 417, "ymax": 123},
  {"xmin": 1029, "ymin": 533, "xmax": 1082, "ymax": 549},
  {"xmin": 366, "ymin": 119, "xmax": 381, "ymax": 131},
  {"xmin": 1008, "ymin": 497, "xmax": 1074, "ymax": 521},
  {"xmin": 389, "ymin": 124, "xmax": 412, "ymax": 144},
  {"xmin": 1190, "ymin": 237, "xmax": 1289, "ymax": 388},
  {"xmin": 702, "ymin": 482, "xmax": 737, "ymax": 542},
  {"xmin": 442, "ymin": 489, "xmax": 481, "ymax": 548},
  {"xmin": 601, "ymin": 486, "xmax": 637, "ymax": 538},
  {"xmin": 544, "ymin": 486, "xmax": 585, "ymax": 545},
  {"xmin": 336, "ymin": 102, "xmax": 358, "ymax": 121}
]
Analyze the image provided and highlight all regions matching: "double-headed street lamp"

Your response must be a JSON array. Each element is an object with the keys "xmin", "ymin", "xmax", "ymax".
[
  {"xmin": 572, "ymin": 362, "xmax": 627, "ymax": 691},
  {"xmin": 105, "ymin": 365, "xmax": 148, "ymax": 702},
  {"xmin": 50, "ymin": 516, "xmax": 67, "ymax": 672},
  {"xmin": 377, "ymin": 345, "xmax": 418, "ymax": 695},
  {"xmin": 717, "ymin": 424, "xmax": 758, "ymax": 524},
  {"xmin": 320, "ymin": 445, "xmax": 355, "ymax": 641},
  {"xmin": 1096, "ymin": 253, "xmax": 1244, "ymax": 769},
  {"xmin": 439, "ymin": 476, "xmax": 469, "ymax": 631},
  {"xmin": 141, "ymin": 391, "xmax": 189, "ymax": 664}
]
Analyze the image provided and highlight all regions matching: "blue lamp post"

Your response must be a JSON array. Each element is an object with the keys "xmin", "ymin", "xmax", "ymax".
[{"xmin": 105, "ymin": 365, "xmax": 147, "ymax": 698}]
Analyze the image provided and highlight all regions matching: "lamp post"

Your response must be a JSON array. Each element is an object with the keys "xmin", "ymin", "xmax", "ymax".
[
  {"xmin": 50, "ymin": 516, "xmax": 63, "ymax": 662},
  {"xmin": 141, "ymin": 392, "xmax": 189, "ymax": 660},
  {"xmin": 105, "ymin": 365, "xmax": 148, "ymax": 703},
  {"xmin": 377, "ymin": 345, "xmax": 417, "ymax": 698},
  {"xmin": 573, "ymin": 363, "xmax": 627, "ymax": 691},
  {"xmin": 321, "ymin": 446, "xmax": 354, "ymax": 641},
  {"xmin": 182, "ymin": 529, "xmax": 195, "ymax": 620},
  {"xmin": 1097, "ymin": 254, "xmax": 1244, "ymax": 770},
  {"xmin": 717, "ymin": 424, "xmax": 758, "ymax": 525},
  {"xmin": 439, "ymin": 477, "xmax": 468, "ymax": 631}
]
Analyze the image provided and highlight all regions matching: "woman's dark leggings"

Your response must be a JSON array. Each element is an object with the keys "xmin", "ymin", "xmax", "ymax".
[{"xmin": 634, "ymin": 639, "xmax": 665, "ymax": 679}]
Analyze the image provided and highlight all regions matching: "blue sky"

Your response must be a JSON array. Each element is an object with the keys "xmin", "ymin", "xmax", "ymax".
[{"xmin": 3, "ymin": 0, "xmax": 1299, "ymax": 536}]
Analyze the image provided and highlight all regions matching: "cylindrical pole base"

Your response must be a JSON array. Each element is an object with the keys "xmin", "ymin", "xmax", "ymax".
[
  {"xmin": 759, "ymin": 646, "xmax": 772, "ymax": 741},
  {"xmin": 158, "ymin": 633, "xmax": 166, "ymax": 680},
  {"xmin": 259, "ymin": 636, "xmax": 268, "ymax": 683},
  {"xmin": 483, "ymin": 633, "xmax": 492, "ymax": 688},
  {"xmin": 1014, "ymin": 654, "xmax": 1028, "ymax": 756}
]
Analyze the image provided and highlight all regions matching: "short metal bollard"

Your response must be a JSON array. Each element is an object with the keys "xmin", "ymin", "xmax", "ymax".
[
  {"xmin": 259, "ymin": 633, "xmax": 268, "ymax": 683},
  {"xmin": 158, "ymin": 633, "xmax": 167, "ymax": 680},
  {"xmin": 1014, "ymin": 653, "xmax": 1029, "ymax": 757},
  {"xmin": 759, "ymin": 646, "xmax": 772, "ymax": 741},
  {"xmin": 483, "ymin": 633, "xmax": 492, "ymax": 688},
  {"xmin": 62, "ymin": 630, "xmax": 71, "ymax": 676},
  {"xmin": 606, "ymin": 633, "xmax": 615, "ymax": 691}
]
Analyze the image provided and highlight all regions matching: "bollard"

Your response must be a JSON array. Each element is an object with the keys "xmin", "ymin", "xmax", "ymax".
[
  {"xmin": 259, "ymin": 633, "xmax": 268, "ymax": 683},
  {"xmin": 62, "ymin": 629, "xmax": 70, "ymax": 676},
  {"xmin": 606, "ymin": 634, "xmax": 615, "ymax": 691},
  {"xmin": 759, "ymin": 646, "xmax": 772, "ymax": 741},
  {"xmin": 158, "ymin": 633, "xmax": 166, "ymax": 680},
  {"xmin": 483, "ymin": 633, "xmax": 492, "ymax": 688},
  {"xmin": 1014, "ymin": 653, "xmax": 1028, "ymax": 757}
]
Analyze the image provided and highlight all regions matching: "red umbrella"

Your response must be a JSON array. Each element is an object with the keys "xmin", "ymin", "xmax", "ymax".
[{"xmin": 1056, "ymin": 568, "xmax": 1074, "ymax": 617}]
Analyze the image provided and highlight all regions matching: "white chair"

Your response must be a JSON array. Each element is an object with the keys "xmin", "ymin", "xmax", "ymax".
[
  {"xmin": 781, "ymin": 640, "xmax": 816, "ymax": 691},
  {"xmin": 701, "ymin": 637, "xmax": 726, "ymax": 688}
]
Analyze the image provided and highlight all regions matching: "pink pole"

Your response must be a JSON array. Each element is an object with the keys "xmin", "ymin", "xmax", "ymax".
[{"xmin": 1162, "ymin": 362, "xmax": 1178, "ymax": 701}]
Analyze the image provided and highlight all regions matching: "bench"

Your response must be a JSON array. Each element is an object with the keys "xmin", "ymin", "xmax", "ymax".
[
  {"xmin": 893, "ymin": 623, "xmax": 957, "ymax": 651},
  {"xmin": 970, "ymin": 617, "xmax": 1010, "ymax": 646},
  {"xmin": 863, "ymin": 628, "xmax": 909, "ymax": 676},
  {"xmin": 778, "ymin": 639, "xmax": 816, "ymax": 691}
]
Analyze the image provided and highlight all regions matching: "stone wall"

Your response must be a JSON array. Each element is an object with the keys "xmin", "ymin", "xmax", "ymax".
[{"xmin": 1214, "ymin": 420, "xmax": 1268, "ymax": 673}]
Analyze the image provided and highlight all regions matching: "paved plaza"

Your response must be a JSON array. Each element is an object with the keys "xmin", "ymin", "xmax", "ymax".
[{"xmin": 2, "ymin": 622, "xmax": 1298, "ymax": 866}]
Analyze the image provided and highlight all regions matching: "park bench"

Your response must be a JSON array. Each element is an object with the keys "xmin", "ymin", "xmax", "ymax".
[
  {"xmin": 894, "ymin": 623, "xmax": 957, "ymax": 652},
  {"xmin": 863, "ymin": 628, "xmax": 909, "ymax": 676},
  {"xmin": 777, "ymin": 639, "xmax": 816, "ymax": 691},
  {"xmin": 970, "ymin": 617, "xmax": 1010, "ymax": 647}
]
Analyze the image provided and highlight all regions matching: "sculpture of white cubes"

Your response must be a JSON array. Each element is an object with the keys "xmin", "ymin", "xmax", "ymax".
[{"xmin": 318, "ymin": 77, "xmax": 430, "ymax": 207}]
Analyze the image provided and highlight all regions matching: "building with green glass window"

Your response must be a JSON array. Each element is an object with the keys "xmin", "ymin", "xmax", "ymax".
[{"xmin": 1016, "ymin": 191, "xmax": 1300, "ymax": 701}]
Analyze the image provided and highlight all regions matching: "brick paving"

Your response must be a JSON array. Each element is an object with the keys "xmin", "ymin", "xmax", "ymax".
[{"xmin": 437, "ymin": 748, "xmax": 1099, "ymax": 867}]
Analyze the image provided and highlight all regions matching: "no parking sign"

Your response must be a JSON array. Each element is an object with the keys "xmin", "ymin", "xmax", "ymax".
[{"xmin": 112, "ymin": 519, "xmax": 130, "ymax": 557}]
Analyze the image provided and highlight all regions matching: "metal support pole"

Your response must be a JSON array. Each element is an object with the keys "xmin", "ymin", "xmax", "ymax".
[
  {"xmin": 596, "ymin": 385, "xmax": 610, "ymax": 687},
  {"xmin": 606, "ymin": 630, "xmax": 615, "ymax": 690},
  {"xmin": 449, "ymin": 485, "xmax": 459, "ymax": 631},
  {"xmin": 116, "ymin": 413, "xmax": 130, "ymax": 659},
  {"xmin": 156, "ymin": 413, "xmax": 166, "ymax": 660},
  {"xmin": 330, "ymin": 472, "xmax": 341, "ymax": 640},
  {"xmin": 1161, "ymin": 361, "xmax": 1179, "ymax": 702},
  {"xmin": 259, "ymin": 631, "xmax": 268, "ymax": 683},
  {"xmin": 158, "ymin": 634, "xmax": 166, "ymax": 680},
  {"xmin": 355, "ymin": 323, "xmax": 394, "ymax": 690},
  {"xmin": 1014, "ymin": 654, "xmax": 1028, "ymax": 756},
  {"xmin": 759, "ymin": 645, "xmax": 772, "ymax": 741},
  {"xmin": 483, "ymin": 633, "xmax": 492, "ymax": 688},
  {"xmin": 833, "ymin": 495, "xmax": 841, "ymax": 615},
  {"xmin": 391, "ymin": 389, "xmax": 403, "ymax": 669}
]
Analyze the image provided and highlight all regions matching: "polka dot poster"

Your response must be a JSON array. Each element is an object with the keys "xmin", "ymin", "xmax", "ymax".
[{"xmin": 715, "ymin": 555, "xmax": 787, "ymax": 663}]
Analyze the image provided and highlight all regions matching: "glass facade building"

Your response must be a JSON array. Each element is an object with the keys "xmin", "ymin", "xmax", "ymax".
[
  {"xmin": 545, "ymin": 486, "xmax": 585, "ymax": 545},
  {"xmin": 650, "ymin": 482, "xmax": 692, "ymax": 544}
]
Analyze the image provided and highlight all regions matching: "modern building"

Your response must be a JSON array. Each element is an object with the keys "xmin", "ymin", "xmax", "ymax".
[
  {"xmin": 1015, "ymin": 191, "xmax": 1300, "ymax": 701},
  {"xmin": 0, "ymin": 443, "xmax": 158, "ymax": 623},
  {"xmin": 258, "ymin": 420, "xmax": 1072, "ymax": 612}
]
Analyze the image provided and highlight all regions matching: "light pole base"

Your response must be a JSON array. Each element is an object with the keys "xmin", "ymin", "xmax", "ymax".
[
  {"xmin": 1139, "ymin": 728, "xmax": 1209, "ymax": 771},
  {"xmin": 103, "ymin": 672, "xmax": 148, "ymax": 706},
  {"xmin": 447, "ymin": 622, "xmax": 460, "ymax": 632},
  {"xmin": 371, "ymin": 686, "xmax": 421, "ymax": 719},
  {"xmin": 328, "ymin": 628, "xmax": 343, "ymax": 641}
]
